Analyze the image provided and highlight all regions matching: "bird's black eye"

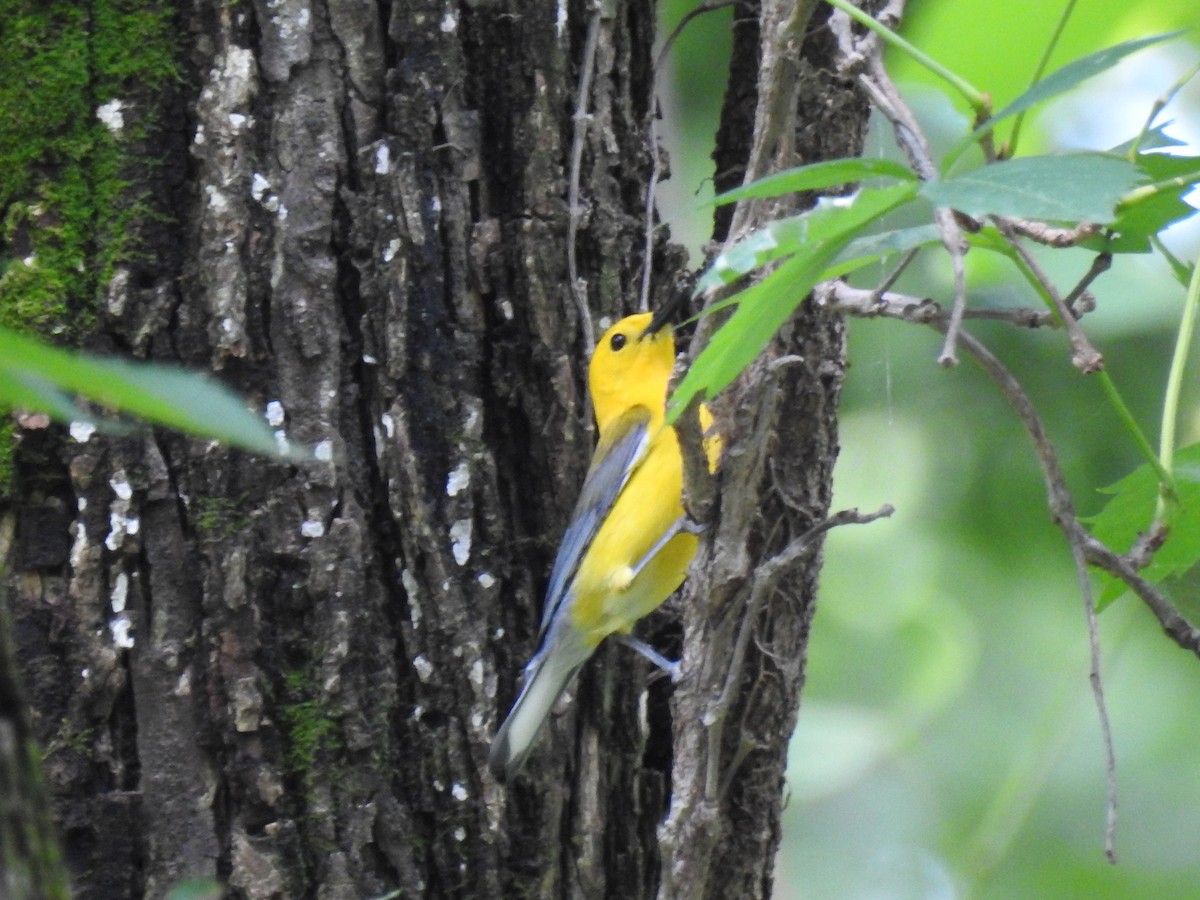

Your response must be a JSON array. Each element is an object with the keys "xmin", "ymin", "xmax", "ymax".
[{"xmin": 610, "ymin": 332, "xmax": 627, "ymax": 351}]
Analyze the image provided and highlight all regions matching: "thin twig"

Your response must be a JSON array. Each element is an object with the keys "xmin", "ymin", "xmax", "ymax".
[
  {"xmin": 725, "ymin": 0, "xmax": 820, "ymax": 243},
  {"xmin": 567, "ymin": 10, "xmax": 601, "ymax": 350},
  {"xmin": 868, "ymin": 247, "xmax": 921, "ymax": 301},
  {"xmin": 641, "ymin": 0, "xmax": 738, "ymax": 312},
  {"xmin": 925, "ymin": 320, "xmax": 1118, "ymax": 862},
  {"xmin": 1061, "ymin": 251, "xmax": 1111, "ymax": 314},
  {"xmin": 994, "ymin": 219, "xmax": 1104, "ymax": 372},
  {"xmin": 1082, "ymin": 536, "xmax": 1200, "ymax": 656},
  {"xmin": 822, "ymin": 280, "xmax": 1200, "ymax": 660},
  {"xmin": 1067, "ymin": 534, "xmax": 1119, "ymax": 863},
  {"xmin": 856, "ymin": 50, "xmax": 970, "ymax": 365},
  {"xmin": 994, "ymin": 218, "xmax": 1102, "ymax": 248},
  {"xmin": 704, "ymin": 503, "xmax": 894, "ymax": 798},
  {"xmin": 816, "ymin": 282, "xmax": 1056, "ymax": 329}
]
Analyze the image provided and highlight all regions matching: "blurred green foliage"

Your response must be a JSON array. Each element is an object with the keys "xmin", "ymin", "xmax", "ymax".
[{"xmin": 658, "ymin": 0, "xmax": 1200, "ymax": 896}]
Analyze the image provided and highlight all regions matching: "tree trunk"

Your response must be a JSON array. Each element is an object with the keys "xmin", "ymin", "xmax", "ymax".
[{"xmin": 1, "ymin": 0, "xmax": 877, "ymax": 896}]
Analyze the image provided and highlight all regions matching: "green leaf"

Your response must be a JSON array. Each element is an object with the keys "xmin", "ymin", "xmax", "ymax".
[
  {"xmin": 672, "ymin": 183, "xmax": 918, "ymax": 418},
  {"xmin": 712, "ymin": 157, "xmax": 917, "ymax": 207},
  {"xmin": 1087, "ymin": 443, "xmax": 1200, "ymax": 610},
  {"xmin": 697, "ymin": 183, "xmax": 921, "ymax": 293},
  {"xmin": 944, "ymin": 32, "xmax": 1183, "ymax": 169},
  {"xmin": 921, "ymin": 153, "xmax": 1142, "ymax": 223},
  {"xmin": 826, "ymin": 224, "xmax": 944, "ymax": 279},
  {"xmin": 0, "ymin": 326, "xmax": 297, "ymax": 459},
  {"xmin": 671, "ymin": 252, "xmax": 838, "ymax": 422},
  {"xmin": 1108, "ymin": 124, "xmax": 1187, "ymax": 156},
  {"xmin": 1086, "ymin": 152, "xmax": 1200, "ymax": 252}
]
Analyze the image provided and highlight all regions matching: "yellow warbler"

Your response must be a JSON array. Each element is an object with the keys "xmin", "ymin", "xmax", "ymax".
[{"xmin": 489, "ymin": 312, "xmax": 718, "ymax": 781}]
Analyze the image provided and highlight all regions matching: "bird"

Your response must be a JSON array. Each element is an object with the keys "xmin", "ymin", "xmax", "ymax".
[{"xmin": 489, "ymin": 311, "xmax": 718, "ymax": 781}]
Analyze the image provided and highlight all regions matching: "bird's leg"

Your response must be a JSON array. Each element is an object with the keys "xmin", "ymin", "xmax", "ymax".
[
  {"xmin": 628, "ymin": 515, "xmax": 705, "ymax": 580},
  {"xmin": 612, "ymin": 633, "xmax": 682, "ymax": 683}
]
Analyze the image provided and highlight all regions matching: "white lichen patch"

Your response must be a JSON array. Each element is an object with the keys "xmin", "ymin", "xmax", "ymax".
[
  {"xmin": 251, "ymin": 172, "xmax": 271, "ymax": 199},
  {"xmin": 440, "ymin": 10, "xmax": 458, "ymax": 31},
  {"xmin": 469, "ymin": 659, "xmax": 484, "ymax": 687},
  {"xmin": 451, "ymin": 782, "xmax": 468, "ymax": 801},
  {"xmin": 413, "ymin": 655, "xmax": 434, "ymax": 681},
  {"xmin": 265, "ymin": 400, "xmax": 286, "ymax": 427},
  {"xmin": 375, "ymin": 144, "xmax": 391, "ymax": 175},
  {"xmin": 449, "ymin": 519, "xmax": 472, "ymax": 565},
  {"xmin": 109, "ymin": 476, "xmax": 133, "ymax": 501},
  {"xmin": 111, "ymin": 573, "xmax": 129, "ymax": 613},
  {"xmin": 383, "ymin": 237, "xmax": 402, "ymax": 263},
  {"xmin": 110, "ymin": 614, "xmax": 135, "ymax": 649},
  {"xmin": 70, "ymin": 522, "xmax": 88, "ymax": 569},
  {"xmin": 381, "ymin": 413, "xmax": 396, "ymax": 439},
  {"xmin": 96, "ymin": 98, "xmax": 124, "ymax": 133},
  {"xmin": 70, "ymin": 421, "xmax": 96, "ymax": 443},
  {"xmin": 477, "ymin": 572, "xmax": 495, "ymax": 589},
  {"xmin": 446, "ymin": 461, "xmax": 470, "ymax": 497},
  {"xmin": 106, "ymin": 512, "xmax": 132, "ymax": 551},
  {"xmin": 300, "ymin": 519, "xmax": 325, "ymax": 538},
  {"xmin": 314, "ymin": 439, "xmax": 333, "ymax": 462}
]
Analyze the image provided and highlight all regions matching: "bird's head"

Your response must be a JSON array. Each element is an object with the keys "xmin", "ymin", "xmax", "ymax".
[{"xmin": 588, "ymin": 312, "xmax": 677, "ymax": 431}]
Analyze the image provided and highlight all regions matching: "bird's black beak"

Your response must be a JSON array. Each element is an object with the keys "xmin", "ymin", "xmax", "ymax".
[{"xmin": 645, "ymin": 292, "xmax": 686, "ymax": 335}]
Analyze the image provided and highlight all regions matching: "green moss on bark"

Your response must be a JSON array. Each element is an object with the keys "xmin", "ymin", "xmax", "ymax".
[{"xmin": 0, "ymin": 0, "xmax": 179, "ymax": 494}]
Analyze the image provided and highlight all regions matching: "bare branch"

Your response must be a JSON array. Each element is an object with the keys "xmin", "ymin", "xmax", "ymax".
[
  {"xmin": 703, "ymin": 504, "xmax": 894, "ymax": 799},
  {"xmin": 567, "ymin": 10, "xmax": 601, "ymax": 349},
  {"xmin": 817, "ymin": 281, "xmax": 1056, "ymax": 329},
  {"xmin": 821, "ymin": 280, "xmax": 1200, "ymax": 662},
  {"xmin": 1061, "ymin": 251, "xmax": 1112, "ymax": 314},
  {"xmin": 993, "ymin": 219, "xmax": 1104, "ymax": 372},
  {"xmin": 725, "ymin": 0, "xmax": 822, "ymax": 243},
  {"xmin": 641, "ymin": 0, "xmax": 738, "ymax": 312},
  {"xmin": 921, "ymin": 320, "xmax": 1118, "ymax": 859},
  {"xmin": 1082, "ymin": 536, "xmax": 1200, "ymax": 656},
  {"xmin": 854, "ymin": 50, "xmax": 970, "ymax": 364},
  {"xmin": 994, "ymin": 218, "xmax": 1103, "ymax": 248}
]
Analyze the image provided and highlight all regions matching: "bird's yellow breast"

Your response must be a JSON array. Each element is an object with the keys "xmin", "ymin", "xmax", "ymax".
[{"xmin": 568, "ymin": 423, "xmax": 693, "ymax": 644}]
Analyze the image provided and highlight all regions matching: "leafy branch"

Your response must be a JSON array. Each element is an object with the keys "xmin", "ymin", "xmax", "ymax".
[{"xmin": 669, "ymin": 0, "xmax": 1200, "ymax": 863}]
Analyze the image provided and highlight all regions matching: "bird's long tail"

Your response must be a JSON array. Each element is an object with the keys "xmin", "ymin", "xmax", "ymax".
[{"xmin": 489, "ymin": 632, "xmax": 591, "ymax": 782}]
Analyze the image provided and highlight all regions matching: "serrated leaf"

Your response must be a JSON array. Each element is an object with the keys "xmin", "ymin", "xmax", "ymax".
[
  {"xmin": 1086, "ymin": 152, "xmax": 1200, "ymax": 252},
  {"xmin": 945, "ymin": 32, "xmax": 1183, "ymax": 168},
  {"xmin": 672, "ymin": 252, "xmax": 836, "ymax": 422},
  {"xmin": 922, "ymin": 153, "xmax": 1142, "ymax": 223},
  {"xmin": 712, "ymin": 157, "xmax": 917, "ymax": 207},
  {"xmin": 1108, "ymin": 124, "xmax": 1188, "ymax": 156},
  {"xmin": 697, "ymin": 184, "xmax": 920, "ymax": 293},
  {"xmin": 1086, "ymin": 443, "xmax": 1200, "ymax": 610},
  {"xmin": 0, "ymin": 326, "xmax": 297, "ymax": 459},
  {"xmin": 827, "ymin": 224, "xmax": 944, "ymax": 278},
  {"xmin": 673, "ymin": 183, "xmax": 917, "ymax": 418}
]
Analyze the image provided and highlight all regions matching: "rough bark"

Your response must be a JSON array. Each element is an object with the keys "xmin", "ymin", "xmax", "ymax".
[
  {"xmin": 0, "ymin": 0, "xmax": 877, "ymax": 897},
  {"xmin": 660, "ymin": 2, "xmax": 873, "ymax": 896}
]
